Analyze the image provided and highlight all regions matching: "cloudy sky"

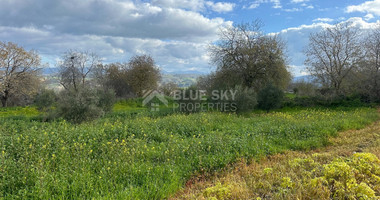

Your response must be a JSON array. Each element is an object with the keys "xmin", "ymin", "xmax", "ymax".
[{"xmin": 0, "ymin": 0, "xmax": 379, "ymax": 76}]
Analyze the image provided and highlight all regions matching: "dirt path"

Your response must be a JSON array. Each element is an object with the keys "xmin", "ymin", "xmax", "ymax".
[{"xmin": 171, "ymin": 120, "xmax": 380, "ymax": 199}]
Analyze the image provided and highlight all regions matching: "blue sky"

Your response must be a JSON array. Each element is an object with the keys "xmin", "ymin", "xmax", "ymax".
[{"xmin": 0, "ymin": 0, "xmax": 379, "ymax": 76}]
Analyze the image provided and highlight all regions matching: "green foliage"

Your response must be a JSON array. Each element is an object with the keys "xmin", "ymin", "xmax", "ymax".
[
  {"xmin": 283, "ymin": 94, "xmax": 372, "ymax": 108},
  {"xmin": 104, "ymin": 63, "xmax": 133, "ymax": 98},
  {"xmin": 257, "ymin": 84, "xmax": 284, "ymax": 112},
  {"xmin": 0, "ymin": 108, "xmax": 377, "ymax": 199},
  {"xmin": 96, "ymin": 89, "xmax": 116, "ymax": 113},
  {"xmin": 127, "ymin": 55, "xmax": 161, "ymax": 97},
  {"xmin": 34, "ymin": 89, "xmax": 57, "ymax": 112},
  {"xmin": 55, "ymin": 88, "xmax": 115, "ymax": 123},
  {"xmin": 209, "ymin": 21, "xmax": 291, "ymax": 92},
  {"xmin": 233, "ymin": 85, "xmax": 257, "ymax": 113}
]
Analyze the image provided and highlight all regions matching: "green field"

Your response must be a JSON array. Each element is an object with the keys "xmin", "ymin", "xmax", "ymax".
[{"xmin": 0, "ymin": 107, "xmax": 378, "ymax": 199}]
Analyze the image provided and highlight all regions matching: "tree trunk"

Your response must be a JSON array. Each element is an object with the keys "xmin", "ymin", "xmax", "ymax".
[
  {"xmin": 1, "ymin": 96, "xmax": 7, "ymax": 107},
  {"xmin": 1, "ymin": 90, "xmax": 9, "ymax": 107}
]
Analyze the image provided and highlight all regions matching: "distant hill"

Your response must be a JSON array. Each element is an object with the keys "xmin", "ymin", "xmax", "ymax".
[
  {"xmin": 293, "ymin": 75, "xmax": 314, "ymax": 83},
  {"xmin": 161, "ymin": 74, "xmax": 202, "ymax": 88},
  {"xmin": 41, "ymin": 67, "xmax": 59, "ymax": 75},
  {"xmin": 162, "ymin": 70, "xmax": 206, "ymax": 75}
]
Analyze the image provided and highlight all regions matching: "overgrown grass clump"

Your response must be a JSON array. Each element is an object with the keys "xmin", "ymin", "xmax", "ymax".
[
  {"xmin": 0, "ymin": 108, "xmax": 378, "ymax": 199},
  {"xmin": 196, "ymin": 153, "xmax": 380, "ymax": 200}
]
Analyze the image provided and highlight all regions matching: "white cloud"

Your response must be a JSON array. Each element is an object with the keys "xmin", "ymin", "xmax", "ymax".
[
  {"xmin": 346, "ymin": 0, "xmax": 380, "ymax": 16},
  {"xmin": 283, "ymin": 8, "xmax": 302, "ymax": 12},
  {"xmin": 0, "ymin": 0, "xmax": 232, "ymax": 41},
  {"xmin": 245, "ymin": 0, "xmax": 282, "ymax": 9},
  {"xmin": 291, "ymin": 0, "xmax": 309, "ymax": 3},
  {"xmin": 0, "ymin": 25, "xmax": 214, "ymax": 73},
  {"xmin": 312, "ymin": 18, "xmax": 334, "ymax": 22},
  {"xmin": 151, "ymin": 0, "xmax": 235, "ymax": 13},
  {"xmin": 272, "ymin": 0, "xmax": 282, "ymax": 9},
  {"xmin": 0, "ymin": 0, "xmax": 239, "ymax": 73},
  {"xmin": 364, "ymin": 13, "xmax": 375, "ymax": 21},
  {"xmin": 246, "ymin": 3, "xmax": 260, "ymax": 9},
  {"xmin": 205, "ymin": 1, "xmax": 235, "ymax": 13},
  {"xmin": 151, "ymin": 0, "xmax": 206, "ymax": 11}
]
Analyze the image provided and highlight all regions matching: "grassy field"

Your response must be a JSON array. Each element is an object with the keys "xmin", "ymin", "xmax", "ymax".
[
  {"xmin": 0, "ymin": 107, "xmax": 378, "ymax": 199},
  {"xmin": 175, "ymin": 110, "xmax": 380, "ymax": 200}
]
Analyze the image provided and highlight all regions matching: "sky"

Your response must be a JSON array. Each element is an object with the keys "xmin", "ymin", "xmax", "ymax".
[{"xmin": 0, "ymin": 0, "xmax": 379, "ymax": 76}]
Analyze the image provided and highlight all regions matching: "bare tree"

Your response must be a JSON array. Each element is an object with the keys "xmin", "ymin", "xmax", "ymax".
[
  {"xmin": 209, "ymin": 20, "xmax": 291, "ymax": 91},
  {"xmin": 58, "ymin": 50, "xmax": 101, "ymax": 91},
  {"xmin": 362, "ymin": 24, "xmax": 380, "ymax": 101},
  {"xmin": 0, "ymin": 42, "xmax": 41, "ymax": 107},
  {"xmin": 305, "ymin": 22, "xmax": 364, "ymax": 95}
]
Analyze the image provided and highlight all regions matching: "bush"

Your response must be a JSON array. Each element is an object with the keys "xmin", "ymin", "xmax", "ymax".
[
  {"xmin": 233, "ymin": 85, "xmax": 257, "ymax": 113},
  {"xmin": 96, "ymin": 89, "xmax": 116, "ymax": 113},
  {"xmin": 55, "ymin": 88, "xmax": 115, "ymax": 123},
  {"xmin": 34, "ymin": 89, "xmax": 57, "ymax": 112},
  {"xmin": 257, "ymin": 84, "xmax": 284, "ymax": 112}
]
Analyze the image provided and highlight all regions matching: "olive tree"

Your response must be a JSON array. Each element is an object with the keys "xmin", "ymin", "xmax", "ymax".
[
  {"xmin": 209, "ymin": 20, "xmax": 291, "ymax": 91},
  {"xmin": 127, "ymin": 55, "xmax": 161, "ymax": 97}
]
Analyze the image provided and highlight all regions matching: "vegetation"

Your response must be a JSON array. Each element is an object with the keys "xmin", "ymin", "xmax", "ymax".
[
  {"xmin": 0, "ymin": 42, "xmax": 41, "ymax": 107},
  {"xmin": 0, "ymin": 106, "xmax": 39, "ymax": 118},
  {"xmin": 0, "ymin": 107, "xmax": 377, "ymax": 199},
  {"xmin": 1, "ymin": 20, "xmax": 380, "ymax": 200},
  {"xmin": 208, "ymin": 20, "xmax": 291, "ymax": 92},
  {"xmin": 232, "ymin": 85, "xmax": 257, "ymax": 113},
  {"xmin": 175, "ymin": 113, "xmax": 380, "ymax": 200},
  {"xmin": 58, "ymin": 50, "xmax": 101, "ymax": 91},
  {"xmin": 127, "ymin": 55, "xmax": 161, "ymax": 97},
  {"xmin": 257, "ymin": 84, "xmax": 284, "ymax": 112},
  {"xmin": 34, "ymin": 89, "xmax": 57, "ymax": 112},
  {"xmin": 305, "ymin": 22, "xmax": 362, "ymax": 96},
  {"xmin": 102, "ymin": 63, "xmax": 133, "ymax": 98},
  {"xmin": 54, "ymin": 88, "xmax": 115, "ymax": 123}
]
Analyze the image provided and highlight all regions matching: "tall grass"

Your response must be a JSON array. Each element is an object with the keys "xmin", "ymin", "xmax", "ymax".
[{"xmin": 0, "ymin": 108, "xmax": 378, "ymax": 199}]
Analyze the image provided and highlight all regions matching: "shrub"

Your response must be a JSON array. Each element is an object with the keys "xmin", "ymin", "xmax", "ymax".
[
  {"xmin": 55, "ymin": 88, "xmax": 115, "ymax": 123},
  {"xmin": 233, "ymin": 85, "xmax": 257, "ymax": 113},
  {"xmin": 257, "ymin": 84, "xmax": 284, "ymax": 112},
  {"xmin": 96, "ymin": 88, "xmax": 116, "ymax": 113},
  {"xmin": 203, "ymin": 182, "xmax": 232, "ymax": 200},
  {"xmin": 34, "ymin": 89, "xmax": 57, "ymax": 112}
]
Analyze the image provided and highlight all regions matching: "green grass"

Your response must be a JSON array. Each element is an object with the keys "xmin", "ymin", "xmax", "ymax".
[
  {"xmin": 0, "ymin": 107, "xmax": 378, "ymax": 199},
  {"xmin": 112, "ymin": 99, "xmax": 146, "ymax": 112},
  {"xmin": 0, "ymin": 106, "xmax": 39, "ymax": 119}
]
